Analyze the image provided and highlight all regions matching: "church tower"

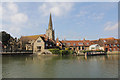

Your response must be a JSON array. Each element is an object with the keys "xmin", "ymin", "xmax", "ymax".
[{"xmin": 46, "ymin": 13, "xmax": 55, "ymax": 40}]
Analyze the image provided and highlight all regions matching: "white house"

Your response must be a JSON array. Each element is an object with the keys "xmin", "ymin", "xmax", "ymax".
[{"xmin": 89, "ymin": 44, "xmax": 103, "ymax": 50}]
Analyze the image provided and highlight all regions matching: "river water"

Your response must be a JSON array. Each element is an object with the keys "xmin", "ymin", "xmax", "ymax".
[{"xmin": 2, "ymin": 54, "xmax": 119, "ymax": 78}]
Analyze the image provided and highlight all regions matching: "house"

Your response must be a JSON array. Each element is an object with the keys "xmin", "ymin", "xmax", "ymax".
[
  {"xmin": 91, "ymin": 37, "xmax": 120, "ymax": 52},
  {"xmin": 89, "ymin": 44, "xmax": 103, "ymax": 50},
  {"xmin": 56, "ymin": 38, "xmax": 92, "ymax": 51}
]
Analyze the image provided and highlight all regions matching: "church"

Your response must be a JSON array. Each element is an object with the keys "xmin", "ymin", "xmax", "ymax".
[{"xmin": 19, "ymin": 13, "xmax": 56, "ymax": 52}]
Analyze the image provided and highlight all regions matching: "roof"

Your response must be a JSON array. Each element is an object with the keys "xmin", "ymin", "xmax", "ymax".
[
  {"xmin": 89, "ymin": 44, "xmax": 100, "ymax": 47},
  {"xmin": 20, "ymin": 34, "xmax": 55, "ymax": 44},
  {"xmin": 60, "ymin": 40, "xmax": 91, "ymax": 46},
  {"xmin": 100, "ymin": 37, "xmax": 115, "ymax": 40},
  {"xmin": 20, "ymin": 34, "xmax": 44, "ymax": 42},
  {"xmin": 91, "ymin": 37, "xmax": 120, "ymax": 46}
]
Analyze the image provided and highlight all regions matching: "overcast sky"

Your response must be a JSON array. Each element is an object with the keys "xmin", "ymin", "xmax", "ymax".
[{"xmin": 1, "ymin": 2, "xmax": 118, "ymax": 40}]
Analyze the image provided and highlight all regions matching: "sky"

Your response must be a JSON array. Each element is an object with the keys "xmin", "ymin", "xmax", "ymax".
[{"xmin": 0, "ymin": 2, "xmax": 118, "ymax": 40}]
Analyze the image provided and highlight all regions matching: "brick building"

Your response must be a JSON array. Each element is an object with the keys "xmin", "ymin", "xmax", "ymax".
[
  {"xmin": 91, "ymin": 37, "xmax": 120, "ymax": 52},
  {"xmin": 56, "ymin": 37, "xmax": 120, "ymax": 52}
]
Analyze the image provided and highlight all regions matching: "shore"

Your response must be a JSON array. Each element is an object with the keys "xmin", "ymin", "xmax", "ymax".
[{"xmin": 1, "ymin": 51, "xmax": 120, "ymax": 56}]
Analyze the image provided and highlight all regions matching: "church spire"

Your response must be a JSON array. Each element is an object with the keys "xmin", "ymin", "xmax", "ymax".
[{"xmin": 48, "ymin": 13, "xmax": 53, "ymax": 30}]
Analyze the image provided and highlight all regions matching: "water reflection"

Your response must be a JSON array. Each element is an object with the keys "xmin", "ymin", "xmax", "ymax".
[{"xmin": 2, "ymin": 54, "xmax": 119, "ymax": 78}]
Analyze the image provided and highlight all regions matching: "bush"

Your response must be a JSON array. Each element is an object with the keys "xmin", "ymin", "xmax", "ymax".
[
  {"xmin": 65, "ymin": 48, "xmax": 70, "ymax": 50},
  {"xmin": 48, "ymin": 49, "xmax": 60, "ymax": 54},
  {"xmin": 80, "ymin": 50, "xmax": 105, "ymax": 53},
  {"xmin": 48, "ymin": 48, "xmax": 74, "ymax": 56}
]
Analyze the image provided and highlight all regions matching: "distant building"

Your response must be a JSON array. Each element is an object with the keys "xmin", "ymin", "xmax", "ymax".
[
  {"xmin": 91, "ymin": 37, "xmax": 120, "ymax": 52},
  {"xmin": 89, "ymin": 44, "xmax": 103, "ymax": 51},
  {"xmin": 19, "ymin": 13, "xmax": 56, "ymax": 52},
  {"xmin": 56, "ymin": 37, "xmax": 120, "ymax": 52},
  {"xmin": 46, "ymin": 13, "xmax": 55, "ymax": 40},
  {"xmin": 56, "ymin": 38, "xmax": 91, "ymax": 52}
]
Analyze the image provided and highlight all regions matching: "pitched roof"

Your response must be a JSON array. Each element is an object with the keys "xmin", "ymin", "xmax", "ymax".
[
  {"xmin": 99, "ymin": 37, "xmax": 115, "ymax": 40},
  {"xmin": 20, "ymin": 34, "xmax": 45, "ymax": 42},
  {"xmin": 20, "ymin": 34, "xmax": 55, "ymax": 44},
  {"xmin": 60, "ymin": 40, "xmax": 91, "ymax": 46}
]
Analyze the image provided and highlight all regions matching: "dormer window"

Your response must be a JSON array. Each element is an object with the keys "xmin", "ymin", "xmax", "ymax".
[
  {"xmin": 67, "ymin": 43, "xmax": 70, "ymax": 45},
  {"xmin": 37, "ymin": 40, "xmax": 41, "ymax": 42},
  {"xmin": 57, "ymin": 43, "xmax": 59, "ymax": 45},
  {"xmin": 78, "ymin": 43, "xmax": 83, "ymax": 45},
  {"xmin": 73, "ymin": 43, "xmax": 76, "ymax": 46}
]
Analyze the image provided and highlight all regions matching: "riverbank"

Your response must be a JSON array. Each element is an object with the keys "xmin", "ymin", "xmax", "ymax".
[
  {"xmin": 1, "ymin": 51, "xmax": 120, "ymax": 56},
  {"xmin": 1, "ymin": 52, "xmax": 33, "ymax": 55}
]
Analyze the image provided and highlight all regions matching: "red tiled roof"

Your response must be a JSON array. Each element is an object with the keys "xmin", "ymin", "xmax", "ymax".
[{"xmin": 60, "ymin": 40, "xmax": 91, "ymax": 46}]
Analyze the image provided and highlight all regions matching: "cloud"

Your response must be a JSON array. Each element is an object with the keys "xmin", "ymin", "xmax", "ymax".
[
  {"xmin": 11, "ymin": 13, "xmax": 28, "ymax": 23},
  {"xmin": 87, "ymin": 13, "xmax": 104, "ymax": 20},
  {"xmin": 1, "ymin": 2, "xmax": 28, "ymax": 37},
  {"xmin": 92, "ymin": 13, "xmax": 104, "ymax": 20},
  {"xmin": 6, "ymin": 2, "xmax": 18, "ymax": 14},
  {"xmin": 2, "ymin": 2, "xmax": 28, "ymax": 24},
  {"xmin": 76, "ymin": 11, "xmax": 88, "ymax": 17},
  {"xmin": 104, "ymin": 22, "xmax": 118, "ymax": 31},
  {"xmin": 39, "ymin": 3, "xmax": 74, "ymax": 17}
]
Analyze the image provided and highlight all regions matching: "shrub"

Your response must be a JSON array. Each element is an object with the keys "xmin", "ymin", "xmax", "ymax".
[
  {"xmin": 48, "ymin": 48, "xmax": 74, "ymax": 56},
  {"xmin": 65, "ymin": 48, "xmax": 70, "ymax": 50},
  {"xmin": 48, "ymin": 49, "xmax": 60, "ymax": 54}
]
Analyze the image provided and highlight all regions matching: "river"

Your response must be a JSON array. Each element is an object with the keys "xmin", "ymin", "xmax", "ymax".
[{"xmin": 2, "ymin": 54, "xmax": 119, "ymax": 78}]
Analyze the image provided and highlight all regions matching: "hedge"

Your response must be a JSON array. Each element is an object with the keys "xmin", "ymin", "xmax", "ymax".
[{"xmin": 48, "ymin": 49, "xmax": 74, "ymax": 55}]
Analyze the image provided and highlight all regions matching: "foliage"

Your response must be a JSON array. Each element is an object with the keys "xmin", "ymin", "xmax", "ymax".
[
  {"xmin": 80, "ymin": 50, "xmax": 105, "ymax": 53},
  {"xmin": 65, "ymin": 48, "xmax": 70, "ymax": 50},
  {"xmin": 48, "ymin": 48, "xmax": 60, "ymax": 54},
  {"xmin": 48, "ymin": 48, "xmax": 74, "ymax": 56}
]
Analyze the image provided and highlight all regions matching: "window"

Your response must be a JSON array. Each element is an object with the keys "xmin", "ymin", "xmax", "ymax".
[
  {"xmin": 37, "ymin": 40, "xmax": 41, "ymax": 42},
  {"xmin": 73, "ymin": 43, "xmax": 76, "ymax": 46},
  {"xmin": 37, "ymin": 46, "xmax": 41, "ymax": 51},
  {"xmin": 50, "ymin": 45, "xmax": 52, "ymax": 47},
  {"xmin": 109, "ymin": 48, "xmax": 112, "ymax": 51},
  {"xmin": 113, "ymin": 44, "xmax": 115, "ymax": 47},
  {"xmin": 113, "ymin": 48, "xmax": 116, "ymax": 51},
  {"xmin": 109, "ymin": 44, "xmax": 111, "ymax": 47},
  {"xmin": 117, "ymin": 44, "xmax": 119, "ymax": 47},
  {"xmin": 87, "ymin": 43, "xmax": 89, "ymax": 45},
  {"xmin": 79, "ymin": 46, "xmax": 81, "ymax": 50},
  {"xmin": 57, "ymin": 43, "xmax": 59, "ymax": 45},
  {"xmin": 63, "ymin": 43, "xmax": 65, "ymax": 45},
  {"xmin": 67, "ymin": 43, "xmax": 70, "ymax": 45},
  {"xmin": 104, "ymin": 40, "xmax": 106, "ymax": 42},
  {"xmin": 82, "ymin": 46, "xmax": 84, "ymax": 50},
  {"xmin": 46, "ymin": 44, "xmax": 48, "ymax": 46},
  {"xmin": 78, "ymin": 43, "xmax": 83, "ymax": 45},
  {"xmin": 105, "ymin": 44, "xmax": 107, "ymax": 46}
]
